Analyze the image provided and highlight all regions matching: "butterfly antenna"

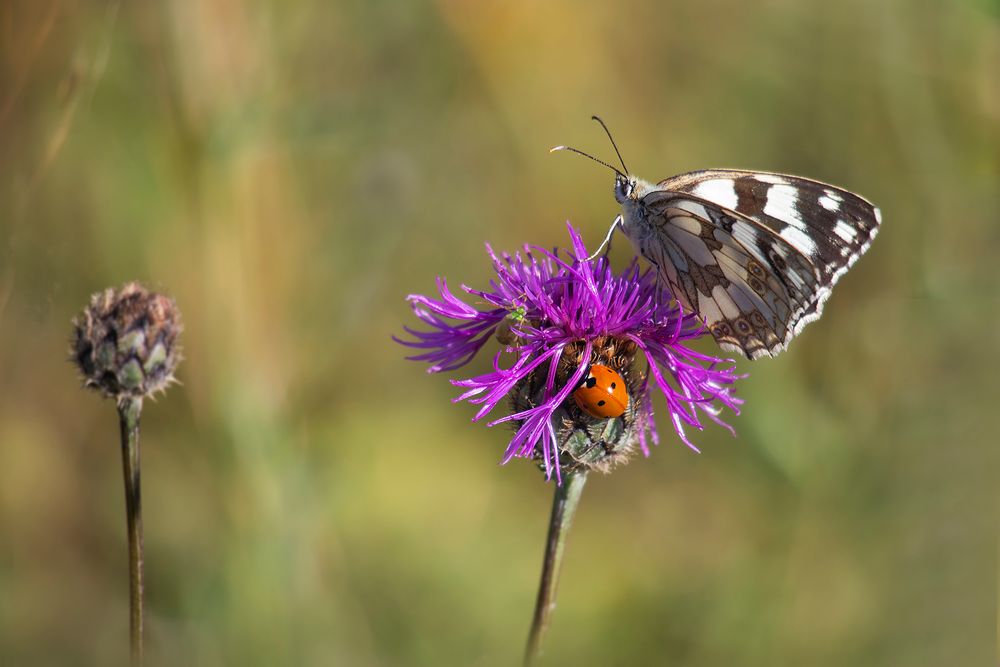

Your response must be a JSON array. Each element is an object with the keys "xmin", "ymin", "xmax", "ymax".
[
  {"xmin": 591, "ymin": 115, "xmax": 629, "ymax": 175},
  {"xmin": 549, "ymin": 145, "xmax": 626, "ymax": 179}
]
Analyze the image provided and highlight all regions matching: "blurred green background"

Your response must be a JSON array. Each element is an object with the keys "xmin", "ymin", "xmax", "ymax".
[{"xmin": 1, "ymin": 1, "xmax": 997, "ymax": 665}]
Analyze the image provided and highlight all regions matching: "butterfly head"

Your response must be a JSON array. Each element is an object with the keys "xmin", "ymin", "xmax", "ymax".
[{"xmin": 614, "ymin": 173, "xmax": 636, "ymax": 203}]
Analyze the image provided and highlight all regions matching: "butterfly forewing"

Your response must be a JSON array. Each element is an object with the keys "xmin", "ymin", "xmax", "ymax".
[
  {"xmin": 624, "ymin": 171, "xmax": 880, "ymax": 359},
  {"xmin": 662, "ymin": 170, "xmax": 881, "ymax": 283}
]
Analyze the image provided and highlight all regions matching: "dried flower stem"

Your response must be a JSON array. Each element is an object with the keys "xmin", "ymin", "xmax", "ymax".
[
  {"xmin": 524, "ymin": 470, "xmax": 588, "ymax": 666},
  {"xmin": 118, "ymin": 396, "xmax": 144, "ymax": 666}
]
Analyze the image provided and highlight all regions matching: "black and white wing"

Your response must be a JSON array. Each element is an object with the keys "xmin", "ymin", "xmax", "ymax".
[{"xmin": 639, "ymin": 171, "xmax": 880, "ymax": 359}]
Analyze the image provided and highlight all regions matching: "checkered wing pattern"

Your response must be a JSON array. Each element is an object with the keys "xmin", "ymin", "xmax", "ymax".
[{"xmin": 633, "ymin": 170, "xmax": 881, "ymax": 359}]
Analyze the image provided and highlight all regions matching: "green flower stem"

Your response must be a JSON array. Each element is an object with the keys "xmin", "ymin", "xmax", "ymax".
[
  {"xmin": 118, "ymin": 396, "xmax": 144, "ymax": 666},
  {"xmin": 524, "ymin": 470, "xmax": 588, "ymax": 666}
]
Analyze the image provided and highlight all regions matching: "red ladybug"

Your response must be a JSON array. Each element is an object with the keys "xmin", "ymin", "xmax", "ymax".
[{"xmin": 573, "ymin": 364, "xmax": 628, "ymax": 419}]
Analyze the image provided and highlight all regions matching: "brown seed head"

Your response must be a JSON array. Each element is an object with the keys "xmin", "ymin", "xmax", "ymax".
[{"xmin": 72, "ymin": 282, "xmax": 182, "ymax": 400}]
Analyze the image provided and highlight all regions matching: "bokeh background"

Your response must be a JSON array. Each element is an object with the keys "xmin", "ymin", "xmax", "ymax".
[{"xmin": 1, "ymin": 1, "xmax": 997, "ymax": 665}]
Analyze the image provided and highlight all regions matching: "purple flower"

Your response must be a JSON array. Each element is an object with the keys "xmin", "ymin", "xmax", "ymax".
[{"xmin": 395, "ymin": 223, "xmax": 744, "ymax": 482}]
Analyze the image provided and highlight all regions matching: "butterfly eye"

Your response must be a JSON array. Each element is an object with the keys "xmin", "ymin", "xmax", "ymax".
[{"xmin": 614, "ymin": 176, "xmax": 634, "ymax": 201}]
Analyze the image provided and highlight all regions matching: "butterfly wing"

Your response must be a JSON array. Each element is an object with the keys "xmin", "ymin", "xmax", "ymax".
[
  {"xmin": 633, "ymin": 191, "xmax": 822, "ymax": 359},
  {"xmin": 633, "ymin": 168, "xmax": 881, "ymax": 359},
  {"xmin": 662, "ymin": 169, "xmax": 881, "ymax": 315},
  {"xmin": 666, "ymin": 171, "xmax": 881, "ymax": 351}
]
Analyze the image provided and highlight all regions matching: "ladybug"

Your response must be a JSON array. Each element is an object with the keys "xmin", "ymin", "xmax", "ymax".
[{"xmin": 573, "ymin": 364, "xmax": 628, "ymax": 419}]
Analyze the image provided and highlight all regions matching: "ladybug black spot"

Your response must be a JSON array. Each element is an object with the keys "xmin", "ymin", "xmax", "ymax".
[
  {"xmin": 610, "ymin": 382, "xmax": 616, "ymax": 389},
  {"xmin": 597, "ymin": 400, "xmax": 606, "ymax": 406},
  {"xmin": 585, "ymin": 377, "xmax": 597, "ymax": 389}
]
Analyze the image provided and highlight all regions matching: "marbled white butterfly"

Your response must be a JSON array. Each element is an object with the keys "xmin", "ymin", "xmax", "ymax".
[{"xmin": 554, "ymin": 117, "xmax": 881, "ymax": 360}]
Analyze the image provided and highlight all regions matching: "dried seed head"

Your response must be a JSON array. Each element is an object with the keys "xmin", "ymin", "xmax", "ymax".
[
  {"xmin": 72, "ymin": 282, "xmax": 182, "ymax": 400},
  {"xmin": 510, "ymin": 336, "xmax": 646, "ymax": 475}
]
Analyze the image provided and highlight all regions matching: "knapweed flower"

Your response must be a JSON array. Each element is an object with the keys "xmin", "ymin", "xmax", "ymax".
[
  {"xmin": 395, "ymin": 224, "xmax": 743, "ymax": 482},
  {"xmin": 72, "ymin": 282, "xmax": 182, "ymax": 401}
]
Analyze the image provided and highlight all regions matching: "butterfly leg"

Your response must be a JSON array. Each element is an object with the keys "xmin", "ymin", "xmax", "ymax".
[{"xmin": 585, "ymin": 215, "xmax": 623, "ymax": 262}]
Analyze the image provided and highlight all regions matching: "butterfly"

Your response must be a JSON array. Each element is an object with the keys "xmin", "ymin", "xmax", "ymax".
[{"xmin": 553, "ymin": 117, "xmax": 881, "ymax": 360}]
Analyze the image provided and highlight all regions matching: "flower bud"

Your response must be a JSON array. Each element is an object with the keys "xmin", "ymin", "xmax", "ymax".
[{"xmin": 72, "ymin": 282, "xmax": 182, "ymax": 399}]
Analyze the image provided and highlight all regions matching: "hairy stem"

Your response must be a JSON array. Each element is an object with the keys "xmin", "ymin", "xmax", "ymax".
[{"xmin": 524, "ymin": 470, "xmax": 588, "ymax": 666}]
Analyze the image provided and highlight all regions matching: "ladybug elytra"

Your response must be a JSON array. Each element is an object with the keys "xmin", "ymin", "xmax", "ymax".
[{"xmin": 573, "ymin": 364, "xmax": 628, "ymax": 419}]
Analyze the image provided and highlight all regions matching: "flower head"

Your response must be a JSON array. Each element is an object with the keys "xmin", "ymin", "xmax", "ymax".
[
  {"xmin": 395, "ymin": 224, "xmax": 743, "ymax": 482},
  {"xmin": 72, "ymin": 282, "xmax": 182, "ymax": 401}
]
